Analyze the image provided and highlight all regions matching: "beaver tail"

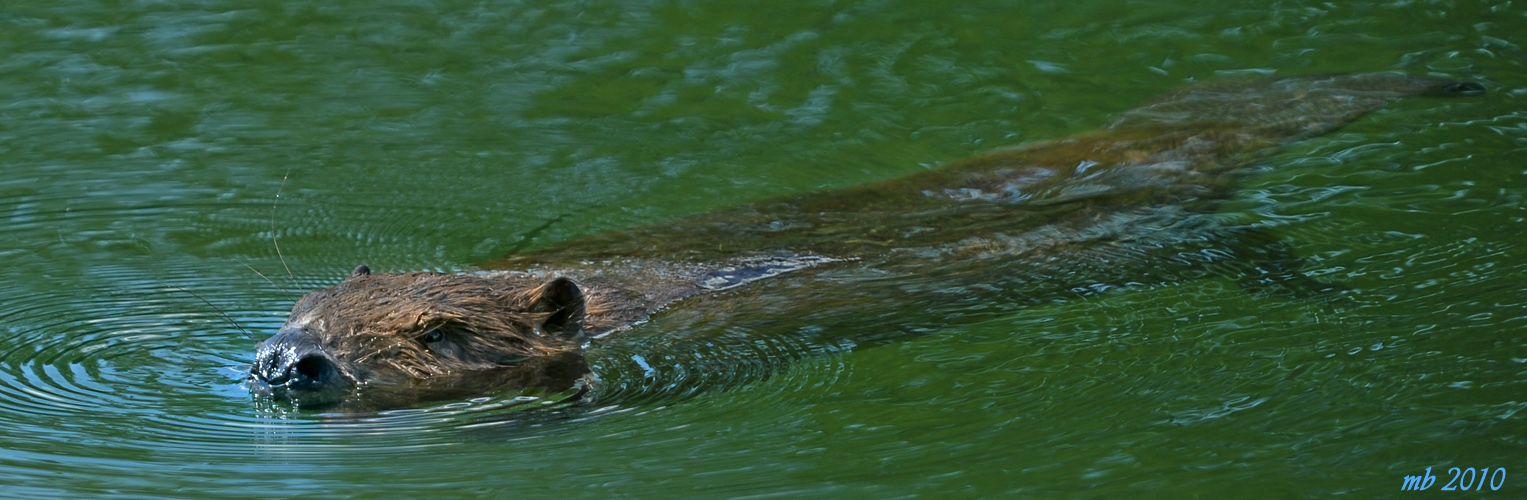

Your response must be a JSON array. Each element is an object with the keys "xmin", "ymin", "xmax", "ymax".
[{"xmin": 1106, "ymin": 73, "xmax": 1485, "ymax": 140}]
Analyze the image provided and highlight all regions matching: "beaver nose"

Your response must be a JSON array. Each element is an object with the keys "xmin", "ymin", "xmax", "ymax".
[
  {"xmin": 283, "ymin": 354, "xmax": 340, "ymax": 388},
  {"xmin": 253, "ymin": 327, "xmax": 344, "ymax": 390},
  {"xmin": 256, "ymin": 351, "xmax": 340, "ymax": 389}
]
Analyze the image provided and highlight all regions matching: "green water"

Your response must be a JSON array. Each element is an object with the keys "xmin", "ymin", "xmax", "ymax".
[{"xmin": 1, "ymin": 0, "xmax": 1523, "ymax": 497}]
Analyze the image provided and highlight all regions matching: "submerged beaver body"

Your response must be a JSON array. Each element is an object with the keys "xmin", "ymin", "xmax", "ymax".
[{"xmin": 250, "ymin": 74, "xmax": 1483, "ymax": 408}]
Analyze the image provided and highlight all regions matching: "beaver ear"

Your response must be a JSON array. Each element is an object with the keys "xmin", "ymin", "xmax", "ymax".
[
  {"xmin": 348, "ymin": 264, "xmax": 371, "ymax": 279},
  {"xmin": 526, "ymin": 277, "xmax": 585, "ymax": 339}
]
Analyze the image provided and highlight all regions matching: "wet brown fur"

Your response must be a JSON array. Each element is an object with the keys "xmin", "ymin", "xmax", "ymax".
[
  {"xmin": 254, "ymin": 74, "xmax": 1484, "ymax": 407},
  {"xmin": 282, "ymin": 269, "xmax": 585, "ymax": 383}
]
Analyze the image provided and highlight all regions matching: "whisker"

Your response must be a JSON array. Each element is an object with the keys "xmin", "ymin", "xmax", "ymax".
[
  {"xmin": 271, "ymin": 168, "xmax": 299, "ymax": 289},
  {"xmin": 169, "ymin": 286, "xmax": 256, "ymax": 341},
  {"xmin": 233, "ymin": 257, "xmax": 291, "ymax": 296}
]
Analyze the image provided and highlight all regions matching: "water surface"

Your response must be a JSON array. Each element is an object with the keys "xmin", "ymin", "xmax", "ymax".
[{"xmin": 1, "ymin": 0, "xmax": 1523, "ymax": 497}]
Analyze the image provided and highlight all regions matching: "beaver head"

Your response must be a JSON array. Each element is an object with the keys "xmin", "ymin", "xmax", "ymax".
[{"xmin": 249, "ymin": 265, "xmax": 590, "ymax": 407}]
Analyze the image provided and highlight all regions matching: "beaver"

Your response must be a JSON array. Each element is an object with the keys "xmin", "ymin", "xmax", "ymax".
[{"xmin": 249, "ymin": 73, "xmax": 1484, "ymax": 408}]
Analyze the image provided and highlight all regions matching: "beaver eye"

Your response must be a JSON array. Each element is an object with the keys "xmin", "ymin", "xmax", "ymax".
[{"xmin": 422, "ymin": 329, "xmax": 444, "ymax": 343}]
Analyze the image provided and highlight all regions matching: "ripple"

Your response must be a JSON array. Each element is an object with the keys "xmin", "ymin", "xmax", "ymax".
[
  {"xmin": 0, "ymin": 0, "xmax": 1522, "ymax": 496},
  {"xmin": 591, "ymin": 324, "xmax": 854, "ymax": 410},
  {"xmin": 0, "ymin": 256, "xmax": 625, "ymax": 461}
]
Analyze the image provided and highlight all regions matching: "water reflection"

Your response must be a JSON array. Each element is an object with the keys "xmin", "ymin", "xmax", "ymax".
[{"xmin": 0, "ymin": 0, "xmax": 1522, "ymax": 497}]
